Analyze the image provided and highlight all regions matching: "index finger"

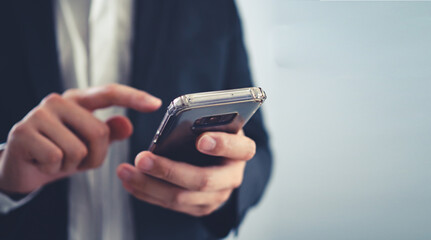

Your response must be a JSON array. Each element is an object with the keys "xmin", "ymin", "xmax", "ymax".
[{"xmin": 63, "ymin": 84, "xmax": 162, "ymax": 112}]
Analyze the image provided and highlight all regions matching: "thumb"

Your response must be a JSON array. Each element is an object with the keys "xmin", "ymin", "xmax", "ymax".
[{"xmin": 106, "ymin": 116, "xmax": 134, "ymax": 142}]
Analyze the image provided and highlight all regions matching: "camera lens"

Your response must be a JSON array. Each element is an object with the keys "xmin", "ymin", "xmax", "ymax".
[
  {"xmin": 209, "ymin": 116, "xmax": 219, "ymax": 124},
  {"xmin": 193, "ymin": 113, "xmax": 238, "ymax": 128}
]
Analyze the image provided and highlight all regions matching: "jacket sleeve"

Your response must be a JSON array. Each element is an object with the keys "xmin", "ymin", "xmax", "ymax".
[{"xmin": 201, "ymin": 1, "xmax": 273, "ymax": 237}]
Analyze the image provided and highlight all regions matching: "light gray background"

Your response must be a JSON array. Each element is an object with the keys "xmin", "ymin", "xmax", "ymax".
[{"xmin": 234, "ymin": 1, "xmax": 431, "ymax": 240}]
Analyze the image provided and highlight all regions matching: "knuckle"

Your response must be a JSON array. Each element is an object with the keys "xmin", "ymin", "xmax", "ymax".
[
  {"xmin": 162, "ymin": 164, "xmax": 175, "ymax": 182},
  {"xmin": 102, "ymin": 84, "xmax": 118, "ymax": 98},
  {"xmin": 245, "ymin": 140, "xmax": 256, "ymax": 160},
  {"xmin": 129, "ymin": 174, "xmax": 146, "ymax": 192},
  {"xmin": 46, "ymin": 148, "xmax": 63, "ymax": 164},
  {"xmin": 9, "ymin": 123, "xmax": 29, "ymax": 137},
  {"xmin": 159, "ymin": 197, "xmax": 172, "ymax": 209},
  {"xmin": 90, "ymin": 123, "xmax": 110, "ymax": 140},
  {"xmin": 99, "ymin": 124, "xmax": 110, "ymax": 138},
  {"xmin": 62, "ymin": 88, "xmax": 79, "ymax": 98},
  {"xmin": 31, "ymin": 107, "xmax": 50, "ymax": 122},
  {"xmin": 138, "ymin": 175, "xmax": 148, "ymax": 189},
  {"xmin": 77, "ymin": 145, "xmax": 89, "ymax": 160},
  {"xmin": 42, "ymin": 93, "xmax": 63, "ymax": 106},
  {"xmin": 105, "ymin": 83, "xmax": 119, "ymax": 90},
  {"xmin": 197, "ymin": 171, "xmax": 212, "ymax": 191},
  {"xmin": 69, "ymin": 144, "xmax": 88, "ymax": 162},
  {"xmin": 171, "ymin": 190, "xmax": 185, "ymax": 208}
]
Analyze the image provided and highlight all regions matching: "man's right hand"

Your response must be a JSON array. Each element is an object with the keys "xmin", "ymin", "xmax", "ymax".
[{"xmin": 0, "ymin": 84, "xmax": 161, "ymax": 194}]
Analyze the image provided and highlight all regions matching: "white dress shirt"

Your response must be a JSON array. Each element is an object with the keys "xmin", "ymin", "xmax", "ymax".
[{"xmin": 0, "ymin": 0, "xmax": 136, "ymax": 239}]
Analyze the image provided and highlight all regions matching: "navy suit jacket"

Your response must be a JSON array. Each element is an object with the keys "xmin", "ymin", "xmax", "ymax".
[{"xmin": 0, "ymin": 1, "xmax": 272, "ymax": 239}]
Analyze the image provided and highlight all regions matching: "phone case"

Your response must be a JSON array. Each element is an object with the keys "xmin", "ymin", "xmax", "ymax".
[{"xmin": 149, "ymin": 87, "xmax": 266, "ymax": 166}]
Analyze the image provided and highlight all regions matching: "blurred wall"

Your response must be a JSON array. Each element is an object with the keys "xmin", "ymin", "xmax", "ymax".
[{"xmin": 235, "ymin": 1, "xmax": 431, "ymax": 239}]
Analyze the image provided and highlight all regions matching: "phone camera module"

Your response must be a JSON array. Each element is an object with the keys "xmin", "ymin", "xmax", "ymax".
[{"xmin": 193, "ymin": 113, "xmax": 237, "ymax": 128}]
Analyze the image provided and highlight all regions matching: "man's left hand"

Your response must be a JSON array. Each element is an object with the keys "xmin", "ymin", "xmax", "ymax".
[{"xmin": 117, "ymin": 130, "xmax": 255, "ymax": 217}]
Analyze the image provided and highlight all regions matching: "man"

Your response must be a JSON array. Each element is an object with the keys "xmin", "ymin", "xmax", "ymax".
[{"xmin": 0, "ymin": 0, "xmax": 272, "ymax": 239}]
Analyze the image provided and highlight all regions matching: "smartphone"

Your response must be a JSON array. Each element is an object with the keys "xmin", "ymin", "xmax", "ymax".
[{"xmin": 148, "ymin": 87, "xmax": 267, "ymax": 166}]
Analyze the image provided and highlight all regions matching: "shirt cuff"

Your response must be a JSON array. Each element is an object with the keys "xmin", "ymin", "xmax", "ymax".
[{"xmin": 0, "ymin": 188, "xmax": 42, "ymax": 214}]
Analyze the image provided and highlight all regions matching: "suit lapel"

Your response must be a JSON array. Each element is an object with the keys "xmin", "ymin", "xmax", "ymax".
[
  {"xmin": 22, "ymin": 0, "xmax": 170, "ymax": 99},
  {"xmin": 22, "ymin": 0, "xmax": 62, "ymax": 101},
  {"xmin": 130, "ymin": 0, "xmax": 173, "ymax": 91}
]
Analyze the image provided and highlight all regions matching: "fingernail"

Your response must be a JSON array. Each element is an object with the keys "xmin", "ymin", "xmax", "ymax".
[
  {"xmin": 199, "ymin": 135, "xmax": 216, "ymax": 152},
  {"xmin": 119, "ymin": 168, "xmax": 132, "ymax": 181},
  {"xmin": 138, "ymin": 156, "xmax": 153, "ymax": 171}
]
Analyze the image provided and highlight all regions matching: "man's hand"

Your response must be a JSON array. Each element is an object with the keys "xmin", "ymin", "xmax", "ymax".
[
  {"xmin": 0, "ymin": 84, "xmax": 162, "ymax": 194},
  {"xmin": 117, "ymin": 130, "xmax": 256, "ymax": 217}
]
